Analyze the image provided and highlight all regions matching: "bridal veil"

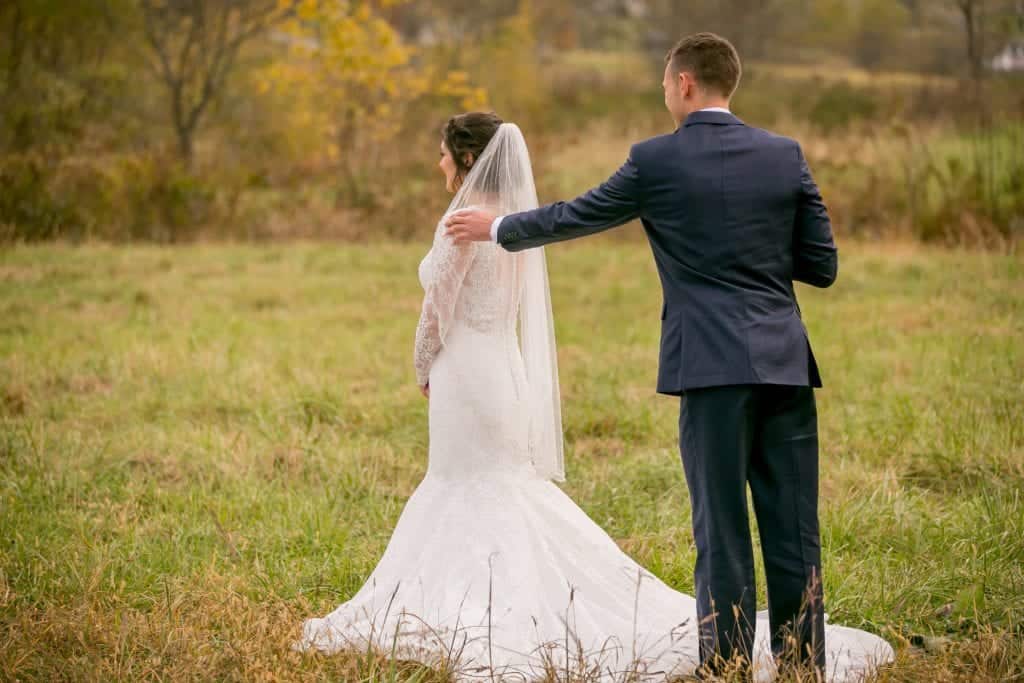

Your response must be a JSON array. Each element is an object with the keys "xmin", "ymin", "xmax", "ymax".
[{"xmin": 442, "ymin": 121, "xmax": 565, "ymax": 482}]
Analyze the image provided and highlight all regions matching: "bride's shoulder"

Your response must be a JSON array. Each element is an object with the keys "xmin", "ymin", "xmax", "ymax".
[
  {"xmin": 436, "ymin": 204, "xmax": 488, "ymax": 233},
  {"xmin": 442, "ymin": 203, "xmax": 483, "ymax": 217},
  {"xmin": 430, "ymin": 211, "xmax": 462, "ymax": 244}
]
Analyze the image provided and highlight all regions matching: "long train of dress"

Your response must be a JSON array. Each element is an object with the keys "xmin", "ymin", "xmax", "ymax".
[{"xmin": 292, "ymin": 459, "xmax": 894, "ymax": 681}]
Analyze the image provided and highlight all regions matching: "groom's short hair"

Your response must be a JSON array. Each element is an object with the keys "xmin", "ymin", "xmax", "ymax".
[{"xmin": 665, "ymin": 32, "xmax": 741, "ymax": 99}]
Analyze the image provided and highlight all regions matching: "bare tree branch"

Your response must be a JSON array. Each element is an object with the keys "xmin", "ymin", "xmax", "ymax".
[{"xmin": 139, "ymin": 0, "xmax": 296, "ymax": 167}]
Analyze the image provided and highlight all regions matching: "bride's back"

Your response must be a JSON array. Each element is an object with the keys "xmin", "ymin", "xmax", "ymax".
[{"xmin": 420, "ymin": 218, "xmax": 522, "ymax": 339}]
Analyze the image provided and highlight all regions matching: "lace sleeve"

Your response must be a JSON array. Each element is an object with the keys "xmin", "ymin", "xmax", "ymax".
[{"xmin": 414, "ymin": 234, "xmax": 479, "ymax": 387}]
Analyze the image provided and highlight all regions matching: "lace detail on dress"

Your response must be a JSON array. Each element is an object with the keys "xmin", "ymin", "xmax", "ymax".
[
  {"xmin": 414, "ymin": 221, "xmax": 477, "ymax": 387},
  {"xmin": 414, "ymin": 215, "xmax": 519, "ymax": 387}
]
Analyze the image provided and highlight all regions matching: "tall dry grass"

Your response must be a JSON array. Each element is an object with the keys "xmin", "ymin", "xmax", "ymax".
[{"xmin": 1, "ymin": 241, "xmax": 1022, "ymax": 680}]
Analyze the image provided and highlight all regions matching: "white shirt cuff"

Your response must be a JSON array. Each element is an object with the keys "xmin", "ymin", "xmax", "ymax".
[{"xmin": 490, "ymin": 216, "xmax": 504, "ymax": 243}]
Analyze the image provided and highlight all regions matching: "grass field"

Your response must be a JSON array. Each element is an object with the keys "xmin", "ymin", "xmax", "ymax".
[{"xmin": 1, "ymin": 237, "xmax": 1022, "ymax": 681}]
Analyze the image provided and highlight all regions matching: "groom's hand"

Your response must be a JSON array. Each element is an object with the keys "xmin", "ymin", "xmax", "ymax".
[{"xmin": 445, "ymin": 209, "xmax": 496, "ymax": 244}]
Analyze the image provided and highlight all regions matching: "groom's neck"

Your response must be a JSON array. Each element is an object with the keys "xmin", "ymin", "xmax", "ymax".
[
  {"xmin": 691, "ymin": 96, "xmax": 731, "ymax": 113},
  {"xmin": 676, "ymin": 97, "xmax": 732, "ymax": 126}
]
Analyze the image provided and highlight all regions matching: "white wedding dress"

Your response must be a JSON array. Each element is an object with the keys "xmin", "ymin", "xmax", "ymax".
[{"xmin": 293, "ymin": 124, "xmax": 894, "ymax": 681}]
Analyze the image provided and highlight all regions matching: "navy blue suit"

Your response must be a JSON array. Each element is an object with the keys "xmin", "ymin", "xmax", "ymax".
[{"xmin": 498, "ymin": 110, "xmax": 835, "ymax": 674}]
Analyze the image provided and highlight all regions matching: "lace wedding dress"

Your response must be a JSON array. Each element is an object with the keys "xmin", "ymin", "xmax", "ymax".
[{"xmin": 292, "ymin": 124, "xmax": 894, "ymax": 681}]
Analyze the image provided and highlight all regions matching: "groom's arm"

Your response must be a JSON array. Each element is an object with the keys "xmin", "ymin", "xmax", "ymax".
[
  {"xmin": 495, "ymin": 150, "xmax": 644, "ymax": 252},
  {"xmin": 792, "ymin": 143, "xmax": 838, "ymax": 288}
]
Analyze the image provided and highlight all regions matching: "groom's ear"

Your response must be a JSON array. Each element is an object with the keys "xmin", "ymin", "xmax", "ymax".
[{"xmin": 679, "ymin": 71, "xmax": 697, "ymax": 98}]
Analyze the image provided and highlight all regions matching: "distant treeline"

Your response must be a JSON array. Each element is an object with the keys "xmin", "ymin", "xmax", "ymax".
[{"xmin": 0, "ymin": 1, "xmax": 1021, "ymax": 247}]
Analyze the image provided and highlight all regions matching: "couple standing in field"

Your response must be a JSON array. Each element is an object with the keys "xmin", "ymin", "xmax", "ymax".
[{"xmin": 294, "ymin": 32, "xmax": 895, "ymax": 681}]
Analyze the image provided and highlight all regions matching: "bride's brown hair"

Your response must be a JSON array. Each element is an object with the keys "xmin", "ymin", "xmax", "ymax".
[{"xmin": 442, "ymin": 111, "xmax": 503, "ymax": 187}]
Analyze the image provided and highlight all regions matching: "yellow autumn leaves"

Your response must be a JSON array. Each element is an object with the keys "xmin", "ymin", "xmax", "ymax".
[{"xmin": 260, "ymin": 0, "xmax": 487, "ymax": 167}]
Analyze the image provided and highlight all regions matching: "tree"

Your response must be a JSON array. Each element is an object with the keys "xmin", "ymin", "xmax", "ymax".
[
  {"xmin": 0, "ymin": 0, "xmax": 129, "ymax": 152},
  {"xmin": 644, "ymin": 0, "xmax": 805, "ymax": 61},
  {"xmin": 140, "ymin": 0, "xmax": 295, "ymax": 167},
  {"xmin": 262, "ymin": 0, "xmax": 486, "ymax": 205},
  {"xmin": 854, "ymin": 0, "xmax": 912, "ymax": 69},
  {"xmin": 947, "ymin": 0, "xmax": 1024, "ymax": 81},
  {"xmin": 957, "ymin": 0, "xmax": 985, "ymax": 81}
]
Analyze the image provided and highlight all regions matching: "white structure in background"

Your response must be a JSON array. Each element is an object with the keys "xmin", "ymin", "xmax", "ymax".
[{"xmin": 991, "ymin": 41, "xmax": 1024, "ymax": 71}]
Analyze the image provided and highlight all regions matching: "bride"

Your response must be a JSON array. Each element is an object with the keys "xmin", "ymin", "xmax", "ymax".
[{"xmin": 293, "ymin": 112, "xmax": 894, "ymax": 681}]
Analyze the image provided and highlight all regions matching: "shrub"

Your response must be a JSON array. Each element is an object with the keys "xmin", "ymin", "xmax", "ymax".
[
  {"xmin": 905, "ymin": 124, "xmax": 1024, "ymax": 247},
  {"xmin": 808, "ymin": 81, "xmax": 880, "ymax": 132},
  {"xmin": 0, "ymin": 153, "xmax": 220, "ymax": 243},
  {"xmin": 0, "ymin": 154, "xmax": 87, "ymax": 242}
]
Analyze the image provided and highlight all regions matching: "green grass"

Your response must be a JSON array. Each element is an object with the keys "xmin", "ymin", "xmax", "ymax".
[{"xmin": 1, "ymin": 238, "xmax": 1022, "ymax": 680}]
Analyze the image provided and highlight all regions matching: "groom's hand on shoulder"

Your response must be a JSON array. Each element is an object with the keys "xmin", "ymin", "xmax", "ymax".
[{"xmin": 445, "ymin": 209, "xmax": 497, "ymax": 244}]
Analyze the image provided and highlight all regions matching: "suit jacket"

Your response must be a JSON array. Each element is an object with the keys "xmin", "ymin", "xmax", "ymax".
[{"xmin": 497, "ymin": 110, "xmax": 836, "ymax": 395}]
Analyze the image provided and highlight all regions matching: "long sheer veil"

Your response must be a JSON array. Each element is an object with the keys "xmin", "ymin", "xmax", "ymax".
[{"xmin": 442, "ymin": 122, "xmax": 565, "ymax": 482}]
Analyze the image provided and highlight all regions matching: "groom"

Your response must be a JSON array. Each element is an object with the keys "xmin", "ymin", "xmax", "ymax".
[{"xmin": 446, "ymin": 33, "xmax": 835, "ymax": 678}]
